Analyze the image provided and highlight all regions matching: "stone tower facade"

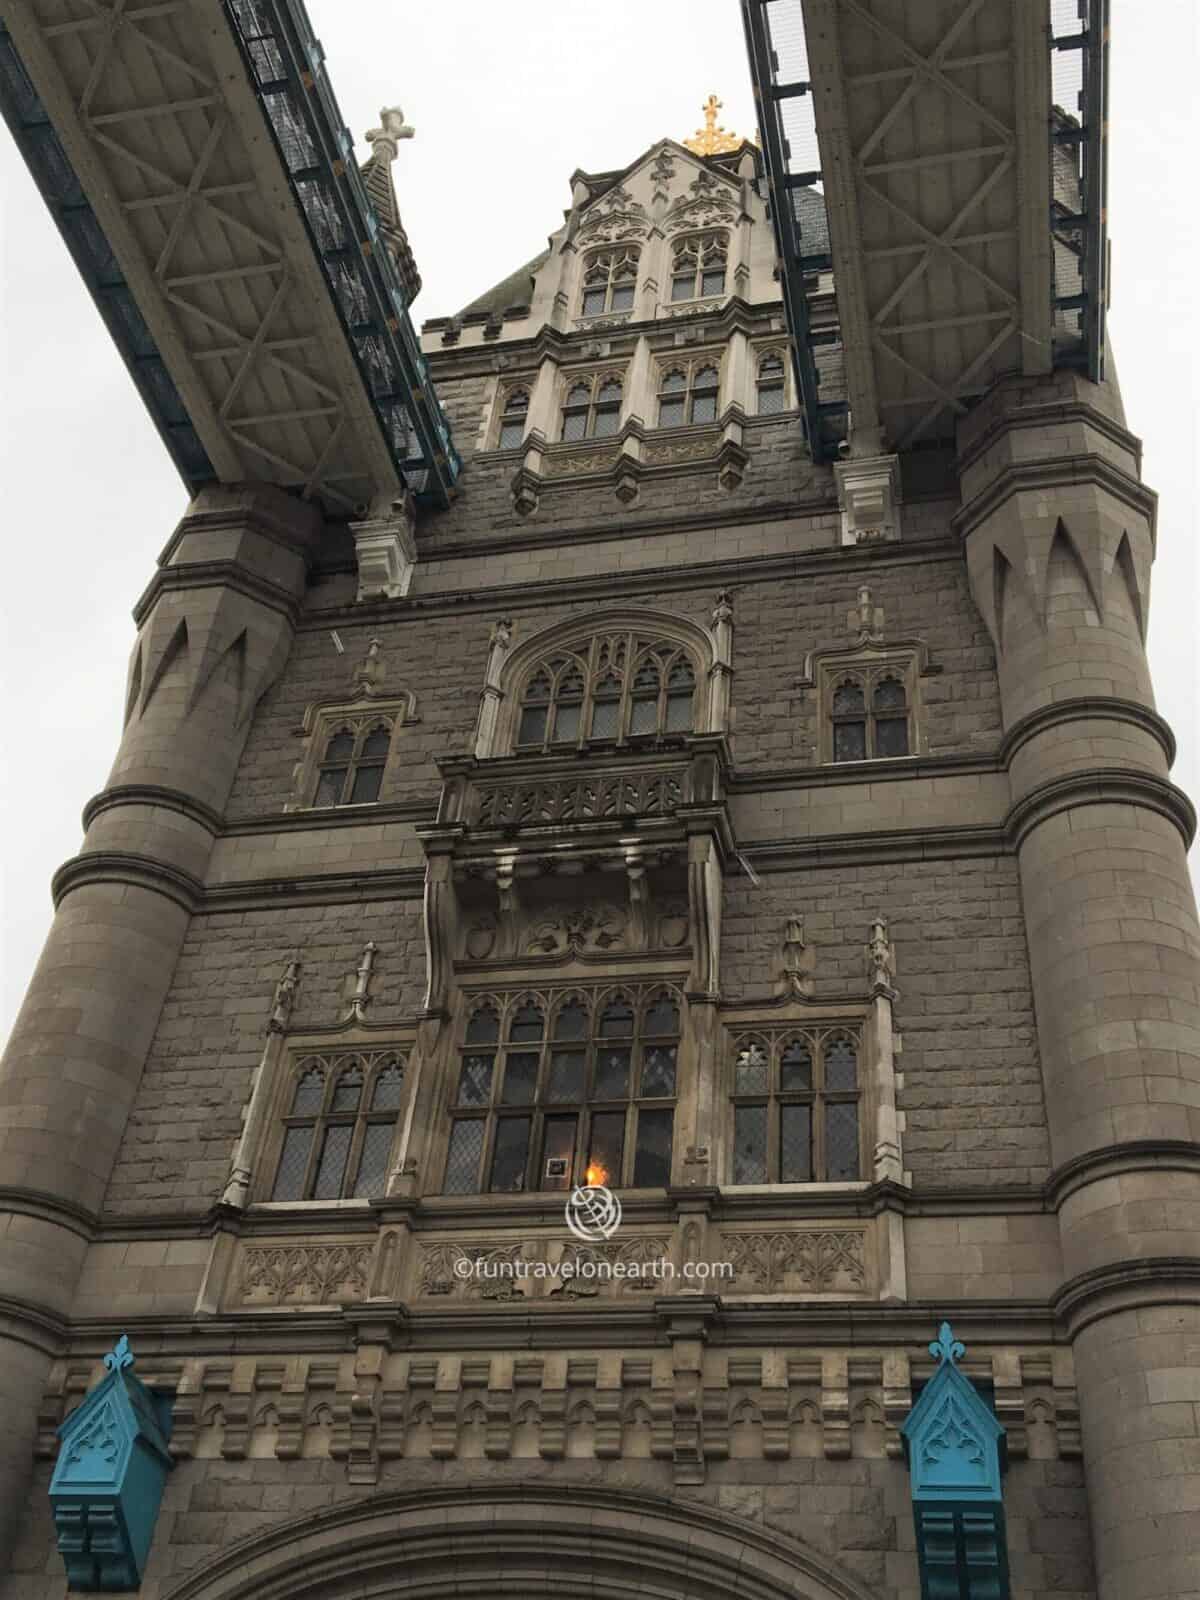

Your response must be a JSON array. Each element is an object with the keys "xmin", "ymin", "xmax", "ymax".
[{"xmin": 1, "ymin": 130, "xmax": 1197, "ymax": 1600}]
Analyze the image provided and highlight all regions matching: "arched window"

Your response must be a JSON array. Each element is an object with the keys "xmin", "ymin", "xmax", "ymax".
[
  {"xmin": 581, "ymin": 248, "xmax": 639, "ymax": 316},
  {"xmin": 270, "ymin": 1050, "xmax": 406, "ymax": 1201},
  {"xmin": 312, "ymin": 720, "xmax": 393, "ymax": 806},
  {"xmin": 657, "ymin": 363, "xmax": 720, "ymax": 427},
  {"xmin": 497, "ymin": 387, "xmax": 530, "ymax": 449},
  {"xmin": 828, "ymin": 665, "xmax": 913, "ymax": 762},
  {"xmin": 561, "ymin": 374, "xmax": 623, "ymax": 441},
  {"xmin": 756, "ymin": 353, "xmax": 786, "ymax": 414},
  {"xmin": 514, "ymin": 636, "xmax": 698, "ymax": 750},
  {"xmin": 729, "ymin": 1029, "xmax": 861, "ymax": 1184},
  {"xmin": 670, "ymin": 232, "xmax": 727, "ymax": 301},
  {"xmin": 442, "ymin": 987, "xmax": 681, "ymax": 1194}
]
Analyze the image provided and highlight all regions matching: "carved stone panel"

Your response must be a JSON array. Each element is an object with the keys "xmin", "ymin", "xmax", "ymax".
[
  {"xmin": 473, "ymin": 769, "xmax": 684, "ymax": 828},
  {"xmin": 718, "ymin": 1227, "xmax": 870, "ymax": 1297},
  {"xmin": 237, "ymin": 1241, "xmax": 375, "ymax": 1307}
]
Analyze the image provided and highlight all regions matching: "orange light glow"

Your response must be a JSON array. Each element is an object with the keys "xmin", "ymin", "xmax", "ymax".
[{"xmin": 585, "ymin": 1164, "xmax": 607, "ymax": 1186}]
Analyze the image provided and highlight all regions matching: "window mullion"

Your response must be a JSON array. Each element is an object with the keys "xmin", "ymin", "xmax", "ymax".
[
  {"xmin": 300, "ymin": 1114, "xmax": 324, "ymax": 1199},
  {"xmin": 344, "ymin": 1117, "xmax": 368, "ymax": 1199}
]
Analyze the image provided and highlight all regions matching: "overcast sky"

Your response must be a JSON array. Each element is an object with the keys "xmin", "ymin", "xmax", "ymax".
[{"xmin": 1, "ymin": 1, "xmax": 1197, "ymax": 1046}]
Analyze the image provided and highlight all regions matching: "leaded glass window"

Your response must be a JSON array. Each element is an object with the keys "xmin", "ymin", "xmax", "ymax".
[
  {"xmin": 513, "ymin": 635, "xmax": 697, "ymax": 751},
  {"xmin": 670, "ymin": 232, "xmax": 728, "ymax": 301},
  {"xmin": 498, "ymin": 387, "xmax": 530, "ymax": 449},
  {"xmin": 581, "ymin": 248, "xmax": 640, "ymax": 316},
  {"xmin": 312, "ymin": 720, "xmax": 394, "ymax": 806},
  {"xmin": 729, "ymin": 1028, "xmax": 862, "ymax": 1184},
  {"xmin": 756, "ymin": 352, "xmax": 786, "ymax": 414},
  {"xmin": 657, "ymin": 362, "xmax": 721, "ymax": 427},
  {"xmin": 442, "ymin": 987, "xmax": 681, "ymax": 1194},
  {"xmin": 270, "ymin": 1050, "xmax": 406, "ymax": 1200},
  {"xmin": 828, "ymin": 664, "xmax": 914, "ymax": 762},
  {"xmin": 561, "ymin": 373, "xmax": 624, "ymax": 440}
]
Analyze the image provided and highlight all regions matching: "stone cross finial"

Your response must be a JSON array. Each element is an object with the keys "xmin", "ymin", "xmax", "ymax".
[
  {"xmin": 351, "ymin": 637, "xmax": 384, "ymax": 697},
  {"xmin": 268, "ymin": 958, "xmax": 301, "ymax": 1033},
  {"xmin": 343, "ymin": 940, "xmax": 378, "ymax": 1023},
  {"xmin": 366, "ymin": 106, "xmax": 414, "ymax": 163}
]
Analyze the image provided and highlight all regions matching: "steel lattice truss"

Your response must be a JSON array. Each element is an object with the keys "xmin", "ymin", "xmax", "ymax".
[
  {"xmin": 1, "ymin": 0, "xmax": 457, "ymax": 511},
  {"xmin": 746, "ymin": 0, "xmax": 1107, "ymax": 454}
]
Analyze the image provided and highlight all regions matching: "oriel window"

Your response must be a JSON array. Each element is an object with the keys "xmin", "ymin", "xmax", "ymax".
[
  {"xmin": 514, "ymin": 636, "xmax": 697, "ymax": 751},
  {"xmin": 730, "ymin": 1029, "xmax": 862, "ymax": 1185},
  {"xmin": 270, "ymin": 1051, "xmax": 406, "ymax": 1201},
  {"xmin": 312, "ymin": 721, "xmax": 393, "ymax": 806},
  {"xmin": 657, "ymin": 363, "xmax": 721, "ymax": 427},
  {"xmin": 442, "ymin": 988, "xmax": 681, "ymax": 1194}
]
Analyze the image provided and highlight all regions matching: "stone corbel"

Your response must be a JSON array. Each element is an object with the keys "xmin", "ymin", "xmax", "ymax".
[
  {"xmin": 420, "ymin": 845, "xmax": 458, "ymax": 1013},
  {"xmin": 708, "ymin": 590, "xmax": 734, "ymax": 735},
  {"xmin": 686, "ymin": 831, "xmax": 723, "ymax": 997},
  {"xmin": 624, "ymin": 843, "xmax": 649, "ymax": 946},
  {"xmin": 834, "ymin": 452, "xmax": 901, "ymax": 545},
  {"xmin": 351, "ymin": 489, "xmax": 417, "ymax": 600},
  {"xmin": 512, "ymin": 430, "xmax": 546, "ymax": 515},
  {"xmin": 716, "ymin": 404, "xmax": 747, "ymax": 492},
  {"xmin": 613, "ymin": 426, "xmax": 644, "ymax": 506}
]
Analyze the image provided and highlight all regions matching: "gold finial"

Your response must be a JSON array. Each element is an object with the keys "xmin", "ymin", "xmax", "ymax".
[{"xmin": 683, "ymin": 93, "xmax": 744, "ymax": 157}]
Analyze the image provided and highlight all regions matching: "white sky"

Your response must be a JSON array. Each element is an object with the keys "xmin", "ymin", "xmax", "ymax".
[{"xmin": 1, "ymin": 1, "xmax": 1197, "ymax": 1046}]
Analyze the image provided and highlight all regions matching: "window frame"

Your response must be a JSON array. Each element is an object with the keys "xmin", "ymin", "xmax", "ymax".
[
  {"xmin": 669, "ymin": 231, "xmax": 728, "ymax": 303},
  {"xmin": 655, "ymin": 359, "xmax": 723, "ymax": 429},
  {"xmin": 266, "ymin": 1048, "xmax": 407, "ymax": 1203},
  {"xmin": 442, "ymin": 986, "xmax": 682, "ymax": 1196},
  {"xmin": 755, "ymin": 351, "xmax": 787, "ymax": 415},
  {"xmin": 311, "ymin": 717, "xmax": 396, "ymax": 807},
  {"xmin": 512, "ymin": 634, "xmax": 698, "ymax": 753},
  {"xmin": 728, "ymin": 1026, "xmax": 865, "ymax": 1186},
  {"xmin": 580, "ymin": 247, "xmax": 640, "ymax": 318},
  {"xmin": 560, "ymin": 372, "xmax": 625, "ymax": 441},
  {"xmin": 497, "ymin": 386, "xmax": 531, "ymax": 450},
  {"xmin": 821, "ymin": 658, "xmax": 916, "ymax": 765}
]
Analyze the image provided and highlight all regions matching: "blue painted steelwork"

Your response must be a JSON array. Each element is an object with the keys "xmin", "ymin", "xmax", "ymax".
[
  {"xmin": 1050, "ymin": 0, "xmax": 1110, "ymax": 383},
  {"xmin": 222, "ymin": 0, "xmax": 460, "ymax": 508},
  {"xmin": 740, "ymin": 0, "xmax": 846, "ymax": 464},
  {"xmin": 901, "ymin": 1324, "xmax": 1011, "ymax": 1600},
  {"xmin": 0, "ymin": 21, "xmax": 218, "ymax": 492},
  {"xmin": 50, "ymin": 1334, "xmax": 174, "ymax": 1591}
]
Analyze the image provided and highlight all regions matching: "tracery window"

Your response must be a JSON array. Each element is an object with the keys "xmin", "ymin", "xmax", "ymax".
[
  {"xmin": 670, "ymin": 232, "xmax": 727, "ymax": 301},
  {"xmin": 828, "ymin": 666, "xmax": 912, "ymax": 762},
  {"xmin": 270, "ymin": 1050, "xmax": 406, "ymax": 1201},
  {"xmin": 657, "ymin": 362, "xmax": 720, "ymax": 427},
  {"xmin": 581, "ymin": 248, "xmax": 639, "ymax": 316},
  {"xmin": 442, "ymin": 987, "xmax": 681, "ymax": 1194},
  {"xmin": 756, "ymin": 352, "xmax": 786, "ymax": 414},
  {"xmin": 497, "ymin": 387, "xmax": 530, "ymax": 450},
  {"xmin": 561, "ymin": 374, "xmax": 623, "ymax": 441},
  {"xmin": 515, "ymin": 634, "xmax": 697, "ymax": 750},
  {"xmin": 312, "ymin": 719, "xmax": 394, "ymax": 806},
  {"xmin": 729, "ymin": 1027, "xmax": 862, "ymax": 1184}
]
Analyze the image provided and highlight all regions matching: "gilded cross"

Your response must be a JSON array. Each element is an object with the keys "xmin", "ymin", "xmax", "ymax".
[{"xmin": 683, "ymin": 93, "xmax": 743, "ymax": 157}]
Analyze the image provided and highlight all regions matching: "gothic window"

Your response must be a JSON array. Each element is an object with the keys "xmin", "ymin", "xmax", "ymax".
[
  {"xmin": 561, "ymin": 374, "xmax": 624, "ymax": 441},
  {"xmin": 827, "ymin": 665, "xmax": 913, "ymax": 763},
  {"xmin": 729, "ymin": 1028, "xmax": 862, "ymax": 1184},
  {"xmin": 756, "ymin": 352, "xmax": 786, "ymax": 414},
  {"xmin": 657, "ymin": 362, "xmax": 721, "ymax": 427},
  {"xmin": 670, "ymin": 232, "xmax": 727, "ymax": 301},
  {"xmin": 270, "ymin": 1050, "xmax": 406, "ymax": 1201},
  {"xmin": 514, "ymin": 635, "xmax": 697, "ymax": 751},
  {"xmin": 442, "ymin": 987, "xmax": 681, "ymax": 1194},
  {"xmin": 581, "ymin": 248, "xmax": 640, "ymax": 316},
  {"xmin": 497, "ymin": 387, "xmax": 530, "ymax": 450},
  {"xmin": 312, "ymin": 719, "xmax": 394, "ymax": 806}
]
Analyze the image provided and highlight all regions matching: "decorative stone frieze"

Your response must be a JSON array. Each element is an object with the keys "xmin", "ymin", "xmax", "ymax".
[{"xmin": 239, "ymin": 1243, "xmax": 375, "ymax": 1307}]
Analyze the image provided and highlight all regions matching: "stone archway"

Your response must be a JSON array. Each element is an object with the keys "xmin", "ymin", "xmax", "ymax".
[{"xmin": 163, "ymin": 1484, "xmax": 877, "ymax": 1600}]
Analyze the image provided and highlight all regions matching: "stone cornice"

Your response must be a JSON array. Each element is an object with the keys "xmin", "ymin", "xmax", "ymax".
[
  {"xmin": 955, "ymin": 395, "xmax": 1144, "ymax": 479},
  {"xmin": 729, "ymin": 751, "xmax": 1003, "ymax": 793},
  {"xmin": 316, "ymin": 536, "xmax": 963, "ymax": 628},
  {"xmin": 52, "ymin": 850, "xmax": 204, "ymax": 913},
  {"xmin": 198, "ymin": 865, "xmax": 426, "ymax": 913},
  {"xmin": 1053, "ymin": 1256, "xmax": 1200, "ymax": 1337},
  {"xmin": 999, "ymin": 697, "xmax": 1177, "ymax": 770},
  {"xmin": 953, "ymin": 451, "xmax": 1158, "ymax": 543},
  {"xmin": 0, "ymin": 1186, "xmax": 100, "ymax": 1240},
  {"xmin": 744, "ymin": 823, "xmax": 1010, "ymax": 872},
  {"xmin": 132, "ymin": 560, "xmax": 304, "ymax": 627},
  {"xmin": 0, "ymin": 1293, "xmax": 70, "ymax": 1359},
  {"xmin": 224, "ymin": 798, "xmax": 438, "ymax": 836},
  {"xmin": 1006, "ymin": 767, "xmax": 1197, "ymax": 850},
  {"xmin": 81, "ymin": 784, "xmax": 224, "ymax": 836},
  {"xmin": 155, "ymin": 493, "xmax": 322, "ymax": 568}
]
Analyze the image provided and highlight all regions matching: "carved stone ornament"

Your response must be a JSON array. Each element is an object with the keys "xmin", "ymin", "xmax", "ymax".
[
  {"xmin": 525, "ymin": 903, "xmax": 628, "ymax": 956},
  {"xmin": 866, "ymin": 915, "xmax": 897, "ymax": 995},
  {"xmin": 464, "ymin": 917, "xmax": 498, "ymax": 962},
  {"xmin": 834, "ymin": 453, "xmax": 902, "ymax": 546},
  {"xmin": 351, "ymin": 636, "xmax": 386, "ymax": 696},
  {"xmin": 577, "ymin": 183, "xmax": 651, "ymax": 245},
  {"xmin": 778, "ymin": 916, "xmax": 815, "ymax": 998},
  {"xmin": 651, "ymin": 148, "xmax": 677, "ymax": 189},
  {"xmin": 365, "ymin": 105, "xmax": 414, "ymax": 161},
  {"xmin": 721, "ymin": 1229, "xmax": 867, "ymax": 1294},
  {"xmin": 268, "ymin": 958, "xmax": 301, "ymax": 1033},
  {"xmin": 666, "ymin": 169, "xmax": 738, "ymax": 233},
  {"xmin": 240, "ymin": 1243, "xmax": 374, "ymax": 1306}
]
